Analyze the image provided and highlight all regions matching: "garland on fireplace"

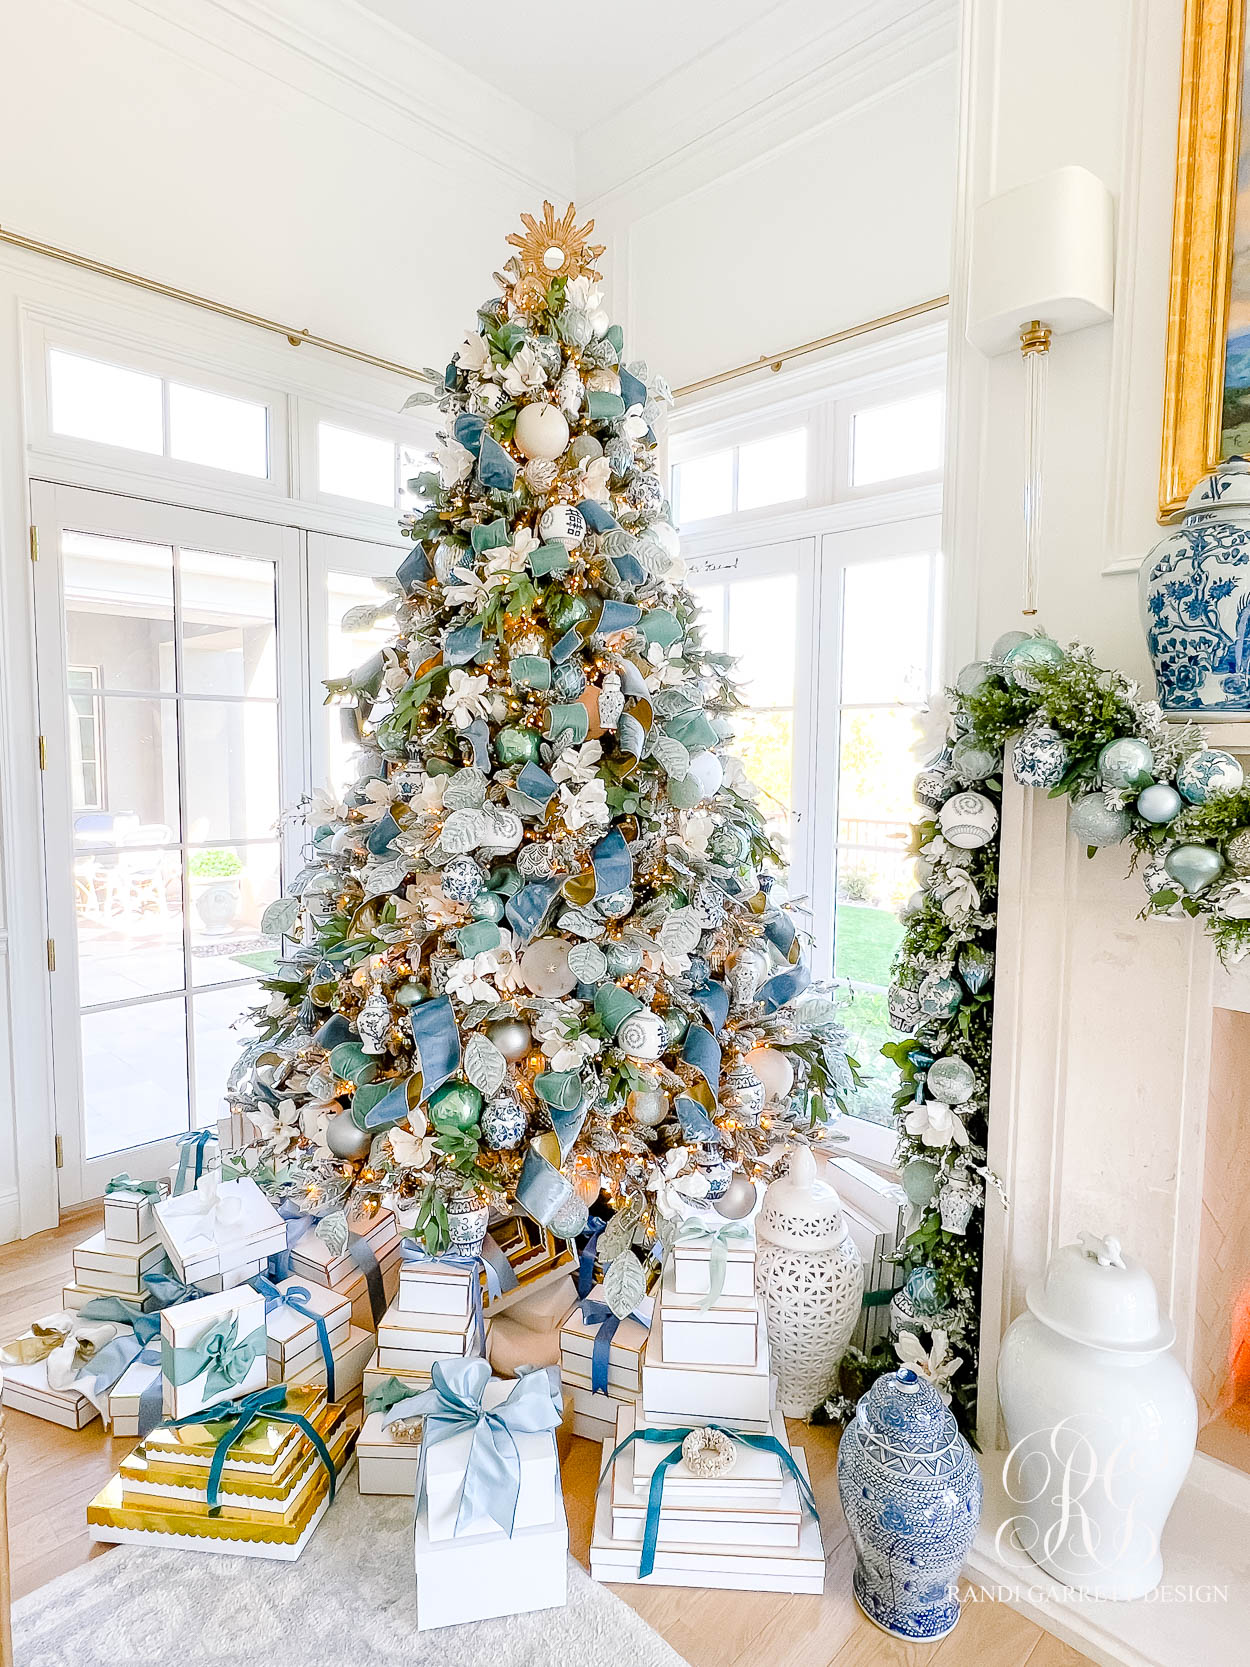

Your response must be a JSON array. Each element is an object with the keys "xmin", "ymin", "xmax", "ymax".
[{"xmin": 825, "ymin": 629, "xmax": 1250, "ymax": 1436}]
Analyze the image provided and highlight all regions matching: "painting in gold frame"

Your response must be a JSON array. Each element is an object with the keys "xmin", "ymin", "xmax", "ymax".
[{"xmin": 1161, "ymin": 0, "xmax": 1247, "ymax": 518}]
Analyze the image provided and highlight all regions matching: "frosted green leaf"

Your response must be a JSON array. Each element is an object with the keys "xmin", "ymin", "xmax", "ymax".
[
  {"xmin": 315, "ymin": 1211, "xmax": 349, "ymax": 1259},
  {"xmin": 260, "ymin": 898, "xmax": 300, "ymax": 938},
  {"xmin": 602, "ymin": 1247, "xmax": 647, "ymax": 1318},
  {"xmin": 567, "ymin": 942, "xmax": 608, "ymax": 983},
  {"xmin": 599, "ymin": 1196, "xmax": 644, "ymax": 1262},
  {"xmin": 464, "ymin": 1033, "xmax": 507, "ymax": 1097}
]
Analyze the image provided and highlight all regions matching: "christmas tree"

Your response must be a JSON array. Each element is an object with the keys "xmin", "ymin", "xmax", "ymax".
[{"xmin": 226, "ymin": 203, "xmax": 856, "ymax": 1310}]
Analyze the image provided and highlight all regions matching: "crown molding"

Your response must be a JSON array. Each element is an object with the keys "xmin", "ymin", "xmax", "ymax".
[
  {"xmin": 88, "ymin": 0, "xmax": 575, "ymax": 199},
  {"xmin": 578, "ymin": 0, "xmax": 959, "ymax": 210}
]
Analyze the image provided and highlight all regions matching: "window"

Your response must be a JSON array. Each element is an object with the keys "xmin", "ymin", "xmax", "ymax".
[
  {"xmin": 67, "ymin": 666, "xmax": 102, "ymax": 809},
  {"xmin": 318, "ymin": 422, "xmax": 398, "ymax": 505},
  {"xmin": 672, "ymin": 428, "xmax": 807, "ymax": 525},
  {"xmin": 48, "ymin": 347, "xmax": 272, "ymax": 479},
  {"xmin": 851, "ymin": 389, "xmax": 944, "ymax": 487}
]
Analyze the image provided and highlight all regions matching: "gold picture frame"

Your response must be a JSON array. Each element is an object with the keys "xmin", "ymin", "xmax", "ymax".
[{"xmin": 1161, "ymin": 0, "xmax": 1246, "ymax": 518}]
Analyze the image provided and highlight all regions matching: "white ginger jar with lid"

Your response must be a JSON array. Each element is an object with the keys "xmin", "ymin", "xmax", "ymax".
[
  {"xmin": 996, "ymin": 1230, "xmax": 1197, "ymax": 1599},
  {"xmin": 755, "ymin": 1145, "xmax": 864, "ymax": 1416}
]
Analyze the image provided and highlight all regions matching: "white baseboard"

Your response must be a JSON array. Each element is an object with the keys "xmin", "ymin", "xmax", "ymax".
[
  {"xmin": 966, "ymin": 1452, "xmax": 1250, "ymax": 1667},
  {"xmin": 0, "ymin": 1187, "xmax": 19, "ymax": 1245}
]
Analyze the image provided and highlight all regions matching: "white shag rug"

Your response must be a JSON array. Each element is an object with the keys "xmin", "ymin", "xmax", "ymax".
[{"xmin": 13, "ymin": 1474, "xmax": 689, "ymax": 1667}]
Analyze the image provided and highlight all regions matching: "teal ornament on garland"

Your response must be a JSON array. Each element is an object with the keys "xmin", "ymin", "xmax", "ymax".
[
  {"xmin": 604, "ymin": 940, "xmax": 644, "ymax": 977},
  {"xmin": 901, "ymin": 1158, "xmax": 940, "ymax": 1210},
  {"xmin": 957, "ymin": 944, "xmax": 994, "ymax": 994},
  {"xmin": 395, "ymin": 980, "xmax": 428, "ymax": 1007},
  {"xmin": 952, "ymin": 737, "xmax": 999, "ymax": 782},
  {"xmin": 470, "ymin": 890, "xmax": 506, "ymax": 923},
  {"xmin": 494, "ymin": 726, "xmax": 542, "ymax": 768},
  {"xmin": 1011, "ymin": 725, "xmax": 1068, "ymax": 789},
  {"xmin": 1097, "ymin": 737, "xmax": 1154, "ymax": 789},
  {"xmin": 1003, "ymin": 634, "xmax": 1065, "ymax": 690},
  {"xmin": 954, "ymin": 661, "xmax": 990, "ymax": 697},
  {"xmin": 1068, "ymin": 791, "xmax": 1131, "ymax": 847},
  {"xmin": 991, "ymin": 629, "xmax": 1030, "ymax": 661},
  {"xmin": 1164, "ymin": 843, "xmax": 1226, "ymax": 894},
  {"xmin": 1137, "ymin": 782, "xmax": 1183, "ymax": 824},
  {"xmin": 428, "ymin": 1080, "xmax": 483, "ymax": 1131},
  {"xmin": 1176, "ymin": 748, "xmax": 1245, "ymax": 804}
]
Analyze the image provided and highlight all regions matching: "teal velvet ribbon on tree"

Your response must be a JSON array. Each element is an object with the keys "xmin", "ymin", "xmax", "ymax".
[
  {"xmin": 673, "ymin": 1216, "xmax": 753, "ymax": 1310},
  {"xmin": 161, "ymin": 1312, "xmax": 266, "ymax": 1404},
  {"xmin": 172, "ymin": 1129, "xmax": 217, "ymax": 1195},
  {"xmin": 599, "ymin": 1424, "xmax": 819, "ymax": 1579},
  {"xmin": 251, "ymin": 1276, "xmax": 336, "ymax": 1400},
  {"xmin": 406, "ymin": 1357, "xmax": 561, "ymax": 1536},
  {"xmin": 168, "ymin": 1385, "xmax": 337, "ymax": 1515},
  {"xmin": 578, "ymin": 1297, "xmax": 649, "ymax": 1395},
  {"xmin": 104, "ymin": 1173, "xmax": 162, "ymax": 1199},
  {"xmin": 398, "ymin": 1240, "xmax": 500, "ymax": 1356}
]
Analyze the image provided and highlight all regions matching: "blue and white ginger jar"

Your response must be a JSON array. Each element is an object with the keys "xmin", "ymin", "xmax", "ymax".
[
  {"xmin": 836, "ymin": 1367, "xmax": 982, "ymax": 1641},
  {"xmin": 1141, "ymin": 455, "xmax": 1250, "ymax": 712}
]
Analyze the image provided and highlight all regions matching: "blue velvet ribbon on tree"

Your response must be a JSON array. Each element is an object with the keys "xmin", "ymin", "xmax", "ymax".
[
  {"xmin": 576, "ymin": 1214, "xmax": 609, "ymax": 1300},
  {"xmin": 252, "ymin": 1276, "xmax": 335, "ymax": 1400},
  {"xmin": 161, "ymin": 1312, "xmax": 267, "ymax": 1403},
  {"xmin": 578, "ymin": 1298, "xmax": 649, "ymax": 1395},
  {"xmin": 268, "ymin": 1200, "xmax": 315, "ymax": 1281},
  {"xmin": 398, "ymin": 1240, "xmax": 502, "ymax": 1356},
  {"xmin": 681, "ymin": 1024, "xmax": 721, "ymax": 1103},
  {"xmin": 758, "ymin": 957, "xmax": 811, "ymax": 1013},
  {"xmin": 589, "ymin": 827, "xmax": 631, "ymax": 897},
  {"xmin": 172, "ymin": 1129, "xmax": 217, "ymax": 1196},
  {"xmin": 407, "ymin": 1357, "xmax": 561, "ymax": 1536},
  {"xmin": 598, "ymin": 1423, "xmax": 818, "ymax": 1579},
  {"xmin": 689, "ymin": 978, "xmax": 730, "ymax": 1034},
  {"xmin": 168, "ymin": 1385, "xmax": 337, "ymax": 1516},
  {"xmin": 409, "ymin": 995, "xmax": 463, "ymax": 1105},
  {"xmin": 673, "ymin": 1216, "xmax": 753, "ymax": 1310}
]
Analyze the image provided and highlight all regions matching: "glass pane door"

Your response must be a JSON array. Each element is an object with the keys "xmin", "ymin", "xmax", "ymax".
[{"xmin": 33, "ymin": 484, "xmax": 301, "ymax": 1202}]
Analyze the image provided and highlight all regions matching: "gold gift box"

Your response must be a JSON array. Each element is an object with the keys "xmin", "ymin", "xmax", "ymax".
[
  {"xmin": 120, "ymin": 1399, "xmax": 344, "ymax": 1500},
  {"xmin": 117, "ymin": 1411, "xmax": 352, "ymax": 1527},
  {"xmin": 139, "ymin": 1386, "xmax": 328, "ymax": 1479}
]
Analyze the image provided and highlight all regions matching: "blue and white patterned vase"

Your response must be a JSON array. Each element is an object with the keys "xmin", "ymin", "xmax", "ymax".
[
  {"xmin": 836, "ymin": 1367, "xmax": 982, "ymax": 1641},
  {"xmin": 1140, "ymin": 455, "xmax": 1250, "ymax": 713}
]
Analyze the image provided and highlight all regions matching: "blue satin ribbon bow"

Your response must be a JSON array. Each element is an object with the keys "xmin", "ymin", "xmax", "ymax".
[
  {"xmin": 168, "ymin": 1385, "xmax": 337, "ymax": 1515},
  {"xmin": 398, "ymin": 1240, "xmax": 499, "ymax": 1356},
  {"xmin": 173, "ymin": 1129, "xmax": 217, "ymax": 1196},
  {"xmin": 252, "ymin": 1276, "xmax": 336, "ymax": 1400},
  {"xmin": 408, "ymin": 1357, "xmax": 561, "ymax": 1536},
  {"xmin": 599, "ymin": 1423, "xmax": 819, "ymax": 1579},
  {"xmin": 578, "ymin": 1297, "xmax": 649, "ymax": 1395}
]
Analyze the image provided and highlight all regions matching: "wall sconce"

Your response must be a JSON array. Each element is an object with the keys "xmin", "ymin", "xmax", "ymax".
[{"xmin": 966, "ymin": 165, "xmax": 1115, "ymax": 615}]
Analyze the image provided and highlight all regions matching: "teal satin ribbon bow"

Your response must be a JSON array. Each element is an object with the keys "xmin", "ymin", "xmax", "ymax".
[
  {"xmin": 599, "ymin": 1423, "xmax": 819, "ymax": 1579},
  {"xmin": 168, "ymin": 1385, "xmax": 337, "ymax": 1515},
  {"xmin": 173, "ymin": 1129, "xmax": 217, "ymax": 1195},
  {"xmin": 673, "ymin": 1216, "xmax": 753, "ymax": 1310},
  {"xmin": 408, "ymin": 1357, "xmax": 561, "ymax": 1536},
  {"xmin": 161, "ymin": 1313, "xmax": 266, "ymax": 1403},
  {"xmin": 104, "ymin": 1173, "xmax": 162, "ymax": 1199}
]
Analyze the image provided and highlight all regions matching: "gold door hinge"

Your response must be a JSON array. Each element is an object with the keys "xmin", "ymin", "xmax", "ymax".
[
  {"xmin": 38, "ymin": 734, "xmax": 46, "ymax": 769},
  {"xmin": 54, "ymin": 1134, "xmax": 64, "ymax": 1169},
  {"xmin": 29, "ymin": 525, "xmax": 38, "ymax": 562},
  {"xmin": 46, "ymin": 937, "xmax": 56, "ymax": 972}
]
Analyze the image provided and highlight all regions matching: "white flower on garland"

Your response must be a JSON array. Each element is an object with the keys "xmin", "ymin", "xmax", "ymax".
[
  {"xmin": 576, "ymin": 454, "xmax": 613, "ymax": 504},
  {"xmin": 652, "ymin": 1147, "xmax": 712, "ymax": 1218},
  {"xmin": 912, "ymin": 694, "xmax": 954, "ymax": 763},
  {"xmin": 896, "ymin": 1328, "xmax": 962, "ymax": 1404},
  {"xmin": 251, "ymin": 1098, "xmax": 301, "ymax": 1155},
  {"xmin": 644, "ymin": 640, "xmax": 686, "ymax": 691},
  {"xmin": 442, "ymin": 668, "xmax": 505, "ymax": 729},
  {"xmin": 443, "ymin": 564, "xmax": 489, "ymax": 609},
  {"xmin": 265, "ymin": 991, "xmax": 291, "ymax": 1021},
  {"xmin": 435, "ymin": 437, "xmax": 475, "ymax": 489},
  {"xmin": 936, "ymin": 869, "xmax": 980, "ymax": 919},
  {"xmin": 454, "ymin": 332, "xmax": 492, "ymax": 374},
  {"xmin": 354, "ymin": 778, "xmax": 397, "ymax": 824},
  {"xmin": 677, "ymin": 810, "xmax": 716, "ymax": 859},
  {"xmin": 413, "ymin": 772, "xmax": 447, "ymax": 814},
  {"xmin": 904, "ymin": 1099, "xmax": 970, "ymax": 1149},
  {"xmin": 300, "ymin": 1101, "xmax": 340, "ymax": 1162},
  {"xmin": 484, "ymin": 529, "xmax": 539, "ymax": 583},
  {"xmin": 619, "ymin": 406, "xmax": 650, "ymax": 446},
  {"xmin": 389, "ymin": 1120, "xmax": 435, "ymax": 1169},
  {"xmin": 720, "ymin": 755, "xmax": 758, "ymax": 800},
  {"xmin": 1216, "ymin": 881, "xmax": 1250, "ymax": 922},
  {"xmin": 534, "ymin": 1012, "xmax": 601, "ymax": 1074},
  {"xmin": 502, "ymin": 344, "xmax": 547, "ymax": 398},
  {"xmin": 446, "ymin": 952, "xmax": 502, "ymax": 1005},
  {"xmin": 566, "ymin": 276, "xmax": 609, "ymax": 336},
  {"xmin": 559, "ymin": 777, "xmax": 610, "ymax": 830},
  {"xmin": 308, "ymin": 784, "xmax": 349, "ymax": 824},
  {"xmin": 550, "ymin": 739, "xmax": 603, "ymax": 787}
]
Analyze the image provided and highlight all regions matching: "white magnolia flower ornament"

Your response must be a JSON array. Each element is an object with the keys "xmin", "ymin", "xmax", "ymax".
[
  {"xmin": 502, "ymin": 344, "xmax": 547, "ymax": 398},
  {"xmin": 389, "ymin": 1123, "xmax": 435, "ymax": 1168},
  {"xmin": 454, "ymin": 333, "xmax": 491, "ymax": 373},
  {"xmin": 251, "ymin": 1098, "xmax": 302, "ymax": 1155},
  {"xmin": 903, "ymin": 1100, "xmax": 970, "ymax": 1149},
  {"xmin": 896, "ymin": 1328, "xmax": 962, "ymax": 1404},
  {"xmin": 550, "ymin": 739, "xmax": 603, "ymax": 787},
  {"xmin": 442, "ymin": 669, "xmax": 503, "ymax": 729},
  {"xmin": 652, "ymin": 1147, "xmax": 712, "ymax": 1218},
  {"xmin": 560, "ymin": 778, "xmax": 610, "ymax": 830},
  {"xmin": 435, "ymin": 438, "xmax": 475, "ymax": 489}
]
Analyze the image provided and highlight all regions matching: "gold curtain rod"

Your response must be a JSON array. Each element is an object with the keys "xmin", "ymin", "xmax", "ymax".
[
  {"xmin": 672, "ymin": 295, "xmax": 949, "ymax": 398},
  {"xmin": 0, "ymin": 223, "xmax": 429, "ymax": 384}
]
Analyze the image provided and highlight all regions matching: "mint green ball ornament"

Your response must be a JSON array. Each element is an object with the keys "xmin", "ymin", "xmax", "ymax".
[
  {"xmin": 1137, "ymin": 782, "xmax": 1182, "ymax": 824},
  {"xmin": 395, "ymin": 980, "xmax": 428, "ymax": 1007},
  {"xmin": 1097, "ymin": 738, "xmax": 1154, "ymax": 789},
  {"xmin": 545, "ymin": 591, "xmax": 590, "ymax": 634},
  {"xmin": 495, "ymin": 725, "xmax": 542, "ymax": 768},
  {"xmin": 428, "ymin": 1080, "xmax": 483, "ymax": 1131},
  {"xmin": 1164, "ymin": 843, "xmax": 1225, "ymax": 894},
  {"xmin": 1003, "ymin": 635, "xmax": 1065, "ymax": 691},
  {"xmin": 991, "ymin": 629, "xmax": 1029, "ymax": 661},
  {"xmin": 470, "ymin": 890, "xmax": 506, "ymax": 922},
  {"xmin": 1069, "ymin": 791, "xmax": 1130, "ymax": 847}
]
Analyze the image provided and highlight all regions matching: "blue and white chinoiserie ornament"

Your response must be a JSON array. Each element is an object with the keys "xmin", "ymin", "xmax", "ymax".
[
  {"xmin": 917, "ymin": 973, "xmax": 962, "ymax": 1022},
  {"xmin": 1141, "ymin": 455, "xmax": 1250, "ymax": 712},
  {"xmin": 1175, "ymin": 747, "xmax": 1245, "ymax": 803},
  {"xmin": 837, "ymin": 1367, "xmax": 982, "ymax": 1641},
  {"xmin": 915, "ymin": 746, "xmax": 954, "ymax": 812},
  {"xmin": 887, "ymin": 973, "xmax": 923, "ymax": 1034},
  {"xmin": 1011, "ymin": 724, "xmax": 1069, "ymax": 789}
]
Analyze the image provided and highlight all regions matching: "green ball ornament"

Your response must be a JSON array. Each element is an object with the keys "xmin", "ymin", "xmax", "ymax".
[
  {"xmin": 1069, "ymin": 791, "xmax": 1131, "ymax": 847},
  {"xmin": 952, "ymin": 736, "xmax": 999, "ymax": 781},
  {"xmin": 545, "ymin": 592, "xmax": 591, "ymax": 634},
  {"xmin": 955, "ymin": 660, "xmax": 990, "ymax": 697},
  {"xmin": 604, "ymin": 940, "xmax": 644, "ymax": 977},
  {"xmin": 428, "ymin": 1081, "xmax": 483, "ymax": 1131},
  {"xmin": 901, "ymin": 1157, "xmax": 939, "ymax": 1210},
  {"xmin": 395, "ymin": 980, "xmax": 429, "ymax": 1007},
  {"xmin": 470, "ymin": 890, "xmax": 506, "ymax": 923},
  {"xmin": 1164, "ymin": 842, "xmax": 1225, "ymax": 894},
  {"xmin": 494, "ymin": 726, "xmax": 542, "ymax": 769},
  {"xmin": 661, "ymin": 1010, "xmax": 690, "ymax": 1047},
  {"xmin": 1003, "ymin": 635, "xmax": 1065, "ymax": 691},
  {"xmin": 1097, "ymin": 738, "xmax": 1154, "ymax": 790},
  {"xmin": 991, "ymin": 629, "xmax": 1029, "ymax": 661}
]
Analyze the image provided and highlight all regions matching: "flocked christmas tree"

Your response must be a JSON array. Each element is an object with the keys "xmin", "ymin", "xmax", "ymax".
[{"xmin": 226, "ymin": 203, "xmax": 857, "ymax": 1313}]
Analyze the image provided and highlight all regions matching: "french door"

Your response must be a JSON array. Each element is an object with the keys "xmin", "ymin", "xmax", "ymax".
[
  {"xmin": 31, "ymin": 483, "xmax": 305, "ymax": 1203},
  {"xmin": 306, "ymin": 530, "xmax": 401, "ymax": 795}
]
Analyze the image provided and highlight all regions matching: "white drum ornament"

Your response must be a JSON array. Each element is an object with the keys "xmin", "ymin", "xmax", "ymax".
[
  {"xmin": 997, "ymin": 1231, "xmax": 1197, "ymax": 1600},
  {"xmin": 756, "ymin": 1147, "xmax": 864, "ymax": 1416},
  {"xmin": 514, "ymin": 401, "xmax": 570, "ymax": 461},
  {"xmin": 937, "ymin": 791, "xmax": 998, "ymax": 850},
  {"xmin": 537, "ymin": 503, "xmax": 587, "ymax": 548},
  {"xmin": 744, "ymin": 1045, "xmax": 794, "ymax": 1104},
  {"xmin": 617, "ymin": 1009, "xmax": 666, "ymax": 1060}
]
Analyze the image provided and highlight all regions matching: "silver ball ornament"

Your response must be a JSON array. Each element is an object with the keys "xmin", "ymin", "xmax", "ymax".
[
  {"xmin": 549, "ymin": 1192, "xmax": 590, "ymax": 1239},
  {"xmin": 626, "ymin": 1087, "xmax": 669, "ymax": 1128},
  {"xmin": 325, "ymin": 1109, "xmax": 374, "ymax": 1162},
  {"xmin": 485, "ymin": 1017, "xmax": 532, "ymax": 1061},
  {"xmin": 712, "ymin": 1173, "xmax": 758, "ymax": 1220},
  {"xmin": 1068, "ymin": 792, "xmax": 1131, "ymax": 847}
]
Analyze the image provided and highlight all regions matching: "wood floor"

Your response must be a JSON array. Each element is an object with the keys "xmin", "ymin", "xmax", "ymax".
[{"xmin": 2, "ymin": 1211, "xmax": 1092, "ymax": 1667}]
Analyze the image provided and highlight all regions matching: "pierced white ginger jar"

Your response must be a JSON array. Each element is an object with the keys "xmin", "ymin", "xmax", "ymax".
[
  {"xmin": 756, "ymin": 1145, "xmax": 864, "ymax": 1416},
  {"xmin": 996, "ymin": 1231, "xmax": 1197, "ymax": 1600}
]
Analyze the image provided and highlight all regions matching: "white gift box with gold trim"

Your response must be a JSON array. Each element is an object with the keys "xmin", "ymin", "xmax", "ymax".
[
  {"xmin": 560, "ymin": 1290, "xmax": 648, "ymax": 1394},
  {"xmin": 267, "ymin": 1324, "xmax": 373, "ymax": 1398},
  {"xmin": 414, "ymin": 1480, "xmax": 567, "ymax": 1630},
  {"xmin": 424, "ymin": 1378, "xmax": 559, "ymax": 1543},
  {"xmin": 72, "ymin": 1231, "xmax": 169, "ymax": 1298},
  {"xmin": 0, "ymin": 1357, "xmax": 98, "ymax": 1428},
  {"xmin": 264, "ymin": 1278, "xmax": 352, "ymax": 1366},
  {"xmin": 397, "ymin": 1259, "xmax": 474, "ymax": 1318},
  {"xmin": 103, "ymin": 1184, "xmax": 167, "ymax": 1245},
  {"xmin": 153, "ymin": 1177, "xmax": 285, "ymax": 1285},
  {"xmin": 658, "ymin": 1271, "xmax": 762, "ymax": 1368},
  {"xmin": 107, "ymin": 1356, "xmax": 162, "ymax": 1437},
  {"xmin": 160, "ymin": 1286, "xmax": 267, "ymax": 1419},
  {"xmin": 616, "ymin": 1402, "xmax": 787, "ymax": 1507},
  {"xmin": 572, "ymin": 1409, "xmax": 615, "ymax": 1443},
  {"xmin": 640, "ymin": 1322, "xmax": 772, "ymax": 1431},
  {"xmin": 611, "ymin": 1445, "xmax": 803, "ymax": 1548},
  {"xmin": 376, "ymin": 1311, "xmax": 476, "ymax": 1374},
  {"xmin": 377, "ymin": 1304, "xmax": 476, "ymax": 1354},
  {"xmin": 669, "ymin": 1239, "xmax": 755, "ymax": 1301},
  {"xmin": 62, "ymin": 1280, "xmax": 157, "ymax": 1313},
  {"xmin": 288, "ymin": 1208, "xmax": 398, "ymax": 1290},
  {"xmin": 357, "ymin": 1409, "xmax": 422, "ymax": 1496}
]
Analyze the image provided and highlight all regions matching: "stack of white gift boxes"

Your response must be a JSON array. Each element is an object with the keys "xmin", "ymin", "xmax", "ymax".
[
  {"xmin": 262, "ymin": 1274, "xmax": 374, "ymax": 1403},
  {"xmin": 287, "ymin": 1204, "xmax": 402, "ymax": 1332},
  {"xmin": 589, "ymin": 1212, "xmax": 825, "ymax": 1594},
  {"xmin": 559, "ymin": 1288, "xmax": 652, "ymax": 1444}
]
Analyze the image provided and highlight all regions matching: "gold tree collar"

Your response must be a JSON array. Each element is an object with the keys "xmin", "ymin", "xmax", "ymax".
[{"xmin": 506, "ymin": 202, "xmax": 605, "ymax": 286}]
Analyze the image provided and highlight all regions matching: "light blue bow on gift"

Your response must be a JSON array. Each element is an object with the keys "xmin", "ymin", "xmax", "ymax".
[
  {"xmin": 161, "ymin": 1313, "xmax": 266, "ymax": 1402},
  {"xmin": 405, "ymin": 1357, "xmax": 561, "ymax": 1536},
  {"xmin": 673, "ymin": 1215, "xmax": 753, "ymax": 1310}
]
